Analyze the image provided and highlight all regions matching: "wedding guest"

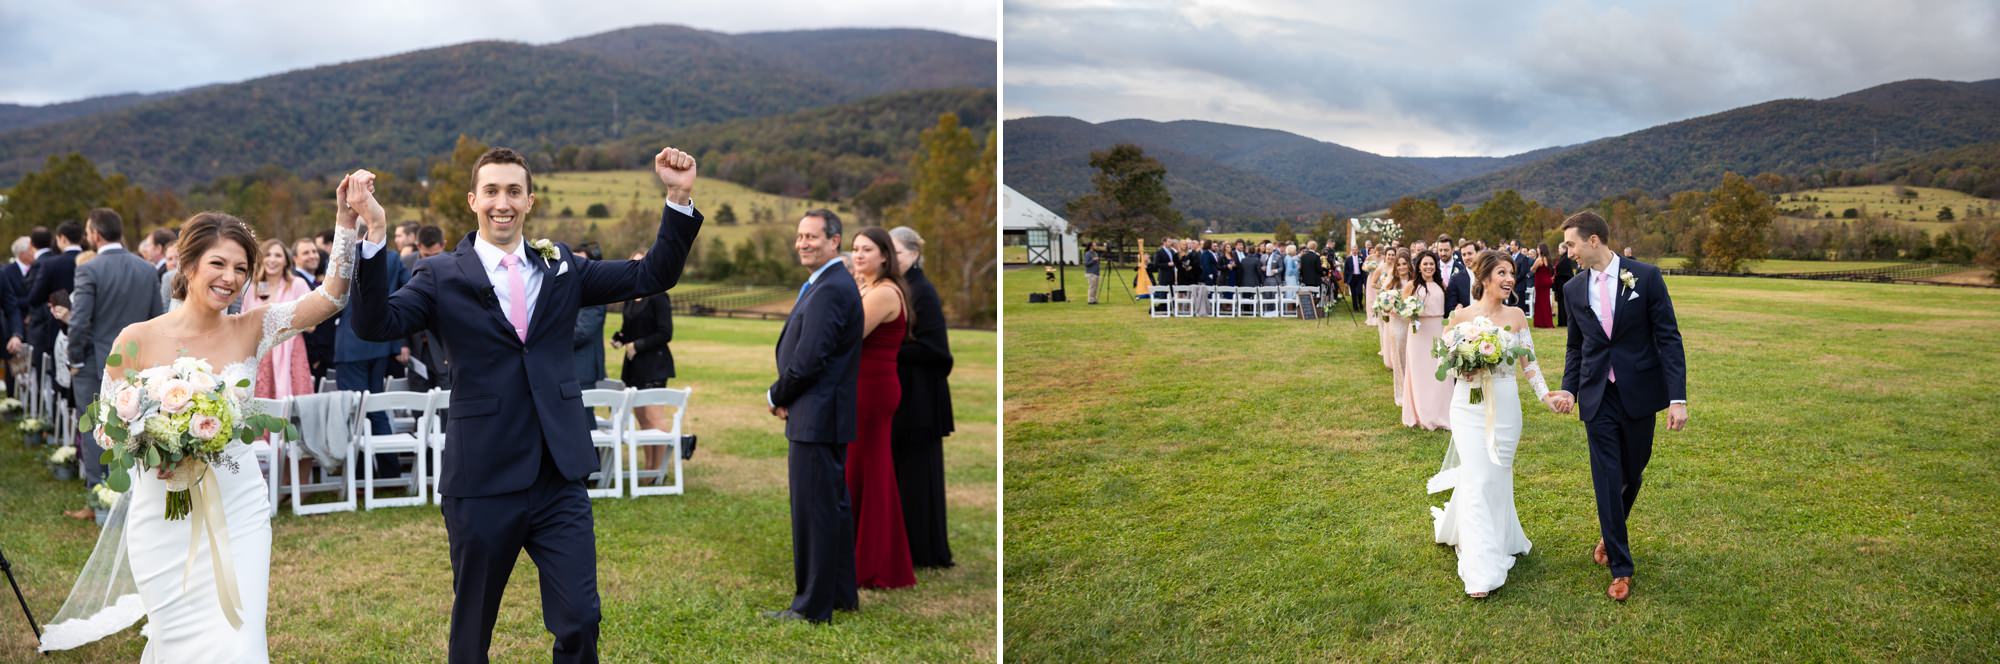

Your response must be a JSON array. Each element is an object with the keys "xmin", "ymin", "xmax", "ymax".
[
  {"xmin": 1533, "ymin": 243, "xmax": 1556, "ymax": 329},
  {"xmin": 1554, "ymin": 243, "xmax": 1578, "ymax": 327},
  {"xmin": 1623, "ymin": 246, "xmax": 1635, "ymax": 259},
  {"xmin": 248, "ymin": 239, "xmax": 314, "ymax": 399},
  {"xmin": 847, "ymin": 227, "xmax": 915, "ymax": 590},
  {"xmin": 1402, "ymin": 252, "xmax": 1451, "ymax": 430},
  {"xmin": 766, "ymin": 209, "xmax": 861, "ymax": 623},
  {"xmin": 611, "ymin": 250, "xmax": 676, "ymax": 482},
  {"xmin": 1301, "ymin": 241, "xmax": 1324, "ymax": 303},
  {"xmin": 888, "ymin": 226, "xmax": 954, "ymax": 569},
  {"xmin": 63, "ymin": 209, "xmax": 162, "ymax": 520},
  {"xmin": 1239, "ymin": 241, "xmax": 1262, "ymax": 289},
  {"xmin": 572, "ymin": 242, "xmax": 608, "ymax": 390},
  {"xmin": 417, "ymin": 225, "xmax": 447, "ymax": 258},
  {"xmin": 1283, "ymin": 244, "xmax": 1301, "ymax": 288},
  {"xmin": 1151, "ymin": 236, "xmax": 1176, "ymax": 289},
  {"xmin": 1082, "ymin": 242, "xmax": 1101, "ymax": 305},
  {"xmin": 395, "ymin": 221, "xmax": 421, "ymax": 266},
  {"xmin": 26, "ymin": 222, "xmax": 82, "ymax": 373},
  {"xmin": 1344, "ymin": 245, "xmax": 1368, "ymax": 312}
]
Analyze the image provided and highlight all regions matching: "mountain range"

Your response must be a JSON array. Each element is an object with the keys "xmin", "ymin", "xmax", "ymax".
[
  {"xmin": 0, "ymin": 25, "xmax": 994, "ymax": 189},
  {"xmin": 1005, "ymin": 78, "xmax": 2000, "ymax": 220}
]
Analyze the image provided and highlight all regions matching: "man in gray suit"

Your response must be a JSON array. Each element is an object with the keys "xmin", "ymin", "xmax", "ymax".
[{"xmin": 65, "ymin": 208, "xmax": 163, "ymax": 520}]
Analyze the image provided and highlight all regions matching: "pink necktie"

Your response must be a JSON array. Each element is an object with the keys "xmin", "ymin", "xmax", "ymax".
[
  {"xmin": 1597, "ymin": 271, "xmax": 1614, "ymax": 382},
  {"xmin": 501, "ymin": 254, "xmax": 527, "ymax": 342}
]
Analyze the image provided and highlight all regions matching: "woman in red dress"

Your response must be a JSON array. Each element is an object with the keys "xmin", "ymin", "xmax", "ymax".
[
  {"xmin": 846, "ymin": 227, "xmax": 916, "ymax": 589},
  {"xmin": 1532, "ymin": 243, "xmax": 1556, "ymax": 328}
]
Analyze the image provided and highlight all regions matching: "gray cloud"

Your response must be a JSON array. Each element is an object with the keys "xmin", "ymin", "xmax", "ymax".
[
  {"xmin": 1004, "ymin": 0, "xmax": 2000, "ymax": 156},
  {"xmin": 0, "ymin": 0, "xmax": 995, "ymax": 105}
]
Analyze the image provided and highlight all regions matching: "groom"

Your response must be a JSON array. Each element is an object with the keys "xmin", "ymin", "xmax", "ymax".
[
  {"xmin": 352, "ymin": 146, "xmax": 700, "ymax": 662},
  {"xmin": 1548, "ymin": 211, "xmax": 1687, "ymax": 602}
]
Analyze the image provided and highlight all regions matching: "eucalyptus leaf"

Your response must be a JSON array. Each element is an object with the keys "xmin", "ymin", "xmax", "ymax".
[{"xmin": 106, "ymin": 471, "xmax": 130, "ymax": 493}]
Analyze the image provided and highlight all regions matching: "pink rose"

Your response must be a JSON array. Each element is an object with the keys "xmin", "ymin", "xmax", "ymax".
[
  {"xmin": 113, "ymin": 384, "xmax": 142, "ymax": 422},
  {"xmin": 187, "ymin": 371, "xmax": 217, "ymax": 395},
  {"xmin": 157, "ymin": 379, "xmax": 195, "ymax": 414},
  {"xmin": 1478, "ymin": 341, "xmax": 1497, "ymax": 356},
  {"xmin": 189, "ymin": 414, "xmax": 223, "ymax": 441}
]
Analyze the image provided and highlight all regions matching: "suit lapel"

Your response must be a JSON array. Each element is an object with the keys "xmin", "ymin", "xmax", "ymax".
[
  {"xmin": 527, "ymin": 247, "xmax": 565, "ymax": 342},
  {"xmin": 455, "ymin": 234, "xmax": 522, "ymax": 345}
]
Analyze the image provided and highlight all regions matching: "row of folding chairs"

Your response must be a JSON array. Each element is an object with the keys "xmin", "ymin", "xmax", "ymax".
[
  {"xmin": 258, "ymin": 385, "xmax": 694, "ymax": 515},
  {"xmin": 1149, "ymin": 285, "xmax": 1312, "ymax": 318}
]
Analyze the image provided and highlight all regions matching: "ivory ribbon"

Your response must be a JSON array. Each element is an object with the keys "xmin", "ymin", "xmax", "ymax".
[{"xmin": 182, "ymin": 465, "xmax": 245, "ymax": 630}]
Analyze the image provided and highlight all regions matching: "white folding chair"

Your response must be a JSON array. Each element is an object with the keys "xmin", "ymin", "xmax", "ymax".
[
  {"xmin": 423, "ymin": 389, "xmax": 450, "ymax": 504},
  {"xmin": 582, "ymin": 388, "xmax": 628, "ymax": 499},
  {"xmin": 291, "ymin": 391, "xmax": 361, "ymax": 516},
  {"xmin": 356, "ymin": 390, "xmax": 431, "ymax": 509},
  {"xmin": 316, "ymin": 377, "xmax": 337, "ymax": 394},
  {"xmin": 1210, "ymin": 286, "xmax": 1233, "ymax": 317},
  {"xmin": 1171, "ymin": 286, "xmax": 1196, "ymax": 317},
  {"xmin": 1150, "ymin": 286, "xmax": 1172, "ymax": 317},
  {"xmin": 1280, "ymin": 287, "xmax": 1301, "ymax": 318},
  {"xmin": 1260, "ymin": 287, "xmax": 1282, "ymax": 317},
  {"xmin": 624, "ymin": 387, "xmax": 690, "ymax": 497},
  {"xmin": 248, "ymin": 397, "xmax": 288, "ymax": 516},
  {"xmin": 37, "ymin": 355, "xmax": 55, "ymax": 421}
]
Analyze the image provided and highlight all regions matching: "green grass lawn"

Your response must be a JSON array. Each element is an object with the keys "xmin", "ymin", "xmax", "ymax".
[
  {"xmin": 537, "ymin": 170, "xmax": 842, "ymax": 247},
  {"xmin": 1650, "ymin": 257, "xmax": 1915, "ymax": 273},
  {"xmin": 1, "ymin": 315, "xmax": 995, "ymax": 663},
  {"xmin": 1000, "ymin": 268, "xmax": 2000, "ymax": 660},
  {"xmin": 1776, "ymin": 185, "xmax": 1997, "ymax": 223}
]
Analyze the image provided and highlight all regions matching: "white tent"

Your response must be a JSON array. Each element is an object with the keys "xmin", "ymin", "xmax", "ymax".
[{"xmin": 1002, "ymin": 185, "xmax": 1080, "ymax": 265}]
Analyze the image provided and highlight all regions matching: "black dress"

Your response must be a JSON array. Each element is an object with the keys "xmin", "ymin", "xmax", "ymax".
[
  {"xmin": 613, "ymin": 293, "xmax": 675, "ymax": 389},
  {"xmin": 891, "ymin": 266, "xmax": 956, "ymax": 568}
]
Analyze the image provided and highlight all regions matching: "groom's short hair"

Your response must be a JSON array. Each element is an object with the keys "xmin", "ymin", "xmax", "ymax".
[
  {"xmin": 1561, "ymin": 211, "xmax": 1611, "ymax": 244},
  {"xmin": 471, "ymin": 147, "xmax": 534, "ymax": 193}
]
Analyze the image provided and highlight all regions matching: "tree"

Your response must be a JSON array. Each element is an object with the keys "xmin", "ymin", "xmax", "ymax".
[
  {"xmin": 714, "ymin": 203, "xmax": 739, "ymax": 226},
  {"xmin": 895, "ymin": 114, "xmax": 996, "ymax": 327},
  {"xmin": 427, "ymin": 134, "xmax": 488, "ymax": 236},
  {"xmin": 1063, "ymin": 143, "xmax": 1182, "ymax": 254},
  {"xmin": 1, "ymin": 153, "xmax": 117, "ymax": 237},
  {"xmin": 585, "ymin": 203, "xmax": 611, "ymax": 219},
  {"xmin": 1939, "ymin": 206, "xmax": 1956, "ymax": 221},
  {"xmin": 1387, "ymin": 196, "xmax": 1444, "ymax": 243},
  {"xmin": 1469, "ymin": 189, "xmax": 1529, "ymax": 244},
  {"xmin": 1273, "ymin": 221, "xmax": 1295, "ymax": 245},
  {"xmin": 1701, "ymin": 172, "xmax": 1775, "ymax": 273}
]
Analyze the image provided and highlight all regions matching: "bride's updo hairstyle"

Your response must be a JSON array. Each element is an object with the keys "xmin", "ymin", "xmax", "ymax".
[
  {"xmin": 1469, "ymin": 249, "xmax": 1512, "ymax": 301},
  {"xmin": 171, "ymin": 212, "xmax": 261, "ymax": 301}
]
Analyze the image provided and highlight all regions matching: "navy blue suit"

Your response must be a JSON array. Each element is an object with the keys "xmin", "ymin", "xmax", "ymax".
[
  {"xmin": 1196, "ymin": 250, "xmax": 1217, "ymax": 286},
  {"xmin": 1561, "ymin": 258, "xmax": 1687, "ymax": 579},
  {"xmin": 1443, "ymin": 259, "xmax": 1472, "ymax": 318},
  {"xmin": 337, "ymin": 250, "xmax": 407, "ymax": 477},
  {"xmin": 26, "ymin": 248, "xmax": 78, "ymax": 365},
  {"xmin": 769, "ymin": 259, "xmax": 862, "ymax": 622},
  {"xmin": 352, "ymin": 202, "xmax": 699, "ymax": 664},
  {"xmin": 0, "ymin": 263, "xmax": 23, "ymax": 359}
]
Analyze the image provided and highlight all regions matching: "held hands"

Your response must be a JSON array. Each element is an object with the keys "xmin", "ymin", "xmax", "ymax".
[
  {"xmin": 337, "ymin": 170, "xmax": 387, "ymax": 242},
  {"xmin": 1542, "ymin": 390, "xmax": 1575, "ymax": 414},
  {"xmin": 653, "ymin": 147, "xmax": 696, "ymax": 206},
  {"xmin": 1667, "ymin": 403, "xmax": 1689, "ymax": 431}
]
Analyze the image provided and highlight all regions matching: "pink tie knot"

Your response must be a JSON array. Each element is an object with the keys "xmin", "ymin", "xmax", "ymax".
[{"xmin": 501, "ymin": 254, "xmax": 519, "ymax": 268}]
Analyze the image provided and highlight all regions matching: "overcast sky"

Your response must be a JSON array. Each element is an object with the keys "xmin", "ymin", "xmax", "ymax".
[
  {"xmin": 0, "ymin": 0, "xmax": 996, "ymax": 105},
  {"xmin": 1006, "ymin": 0, "xmax": 2000, "ymax": 157}
]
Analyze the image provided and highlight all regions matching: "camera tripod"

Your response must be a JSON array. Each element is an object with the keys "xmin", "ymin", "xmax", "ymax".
[{"xmin": 0, "ymin": 542, "xmax": 41, "ymax": 643}]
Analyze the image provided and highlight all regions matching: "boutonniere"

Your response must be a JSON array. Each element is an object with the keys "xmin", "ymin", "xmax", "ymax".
[
  {"xmin": 1619, "ymin": 269, "xmax": 1637, "ymax": 292},
  {"xmin": 530, "ymin": 238, "xmax": 557, "ymax": 263}
]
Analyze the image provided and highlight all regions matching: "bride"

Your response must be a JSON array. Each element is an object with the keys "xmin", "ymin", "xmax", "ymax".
[
  {"xmin": 39, "ymin": 171, "xmax": 383, "ymax": 661},
  {"xmin": 1427, "ymin": 249, "xmax": 1568, "ymax": 598}
]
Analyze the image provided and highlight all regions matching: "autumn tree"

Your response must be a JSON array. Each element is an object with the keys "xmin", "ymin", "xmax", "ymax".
[
  {"xmin": 1700, "ymin": 172, "xmax": 1775, "ymax": 273},
  {"xmin": 896, "ymin": 114, "xmax": 996, "ymax": 327},
  {"xmin": 1387, "ymin": 196, "xmax": 1444, "ymax": 243},
  {"xmin": 1469, "ymin": 189, "xmax": 1529, "ymax": 244},
  {"xmin": 427, "ymin": 134, "xmax": 489, "ymax": 236},
  {"xmin": 1064, "ymin": 143, "xmax": 1182, "ymax": 255}
]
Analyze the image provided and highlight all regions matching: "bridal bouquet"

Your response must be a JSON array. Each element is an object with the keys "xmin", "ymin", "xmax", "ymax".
[
  {"xmin": 1432, "ymin": 317, "xmax": 1536, "ymax": 404},
  {"xmin": 78, "ymin": 347, "xmax": 293, "ymax": 520},
  {"xmin": 1372, "ymin": 291, "xmax": 1401, "ymax": 323},
  {"xmin": 1397, "ymin": 294, "xmax": 1426, "ymax": 332}
]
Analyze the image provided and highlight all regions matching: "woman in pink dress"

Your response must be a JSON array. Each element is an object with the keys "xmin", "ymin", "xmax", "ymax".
[
  {"xmin": 1385, "ymin": 252, "xmax": 1411, "ymax": 407},
  {"xmin": 248, "ymin": 239, "xmax": 313, "ymax": 398},
  {"xmin": 1402, "ymin": 251, "xmax": 1452, "ymax": 430}
]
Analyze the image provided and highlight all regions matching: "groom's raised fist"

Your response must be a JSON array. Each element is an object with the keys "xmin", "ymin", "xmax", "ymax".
[{"xmin": 654, "ymin": 147, "xmax": 696, "ymax": 206}]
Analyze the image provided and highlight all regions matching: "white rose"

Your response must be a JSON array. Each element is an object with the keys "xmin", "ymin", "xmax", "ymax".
[
  {"xmin": 114, "ymin": 384, "xmax": 143, "ymax": 422},
  {"xmin": 187, "ymin": 370, "xmax": 217, "ymax": 395}
]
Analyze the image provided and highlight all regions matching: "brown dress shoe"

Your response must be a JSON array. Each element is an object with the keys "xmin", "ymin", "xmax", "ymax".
[
  {"xmin": 1607, "ymin": 577, "xmax": 1632, "ymax": 601},
  {"xmin": 1593, "ymin": 540, "xmax": 1609, "ymax": 567}
]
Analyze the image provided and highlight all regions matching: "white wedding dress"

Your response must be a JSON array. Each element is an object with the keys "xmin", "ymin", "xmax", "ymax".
[
  {"xmin": 40, "ymin": 227, "xmax": 353, "ymax": 661},
  {"xmin": 1428, "ymin": 329, "xmax": 1547, "ymax": 595}
]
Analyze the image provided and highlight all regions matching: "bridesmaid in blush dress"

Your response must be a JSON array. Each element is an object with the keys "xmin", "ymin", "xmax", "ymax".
[
  {"xmin": 1386, "ymin": 252, "xmax": 1412, "ymax": 407},
  {"xmin": 1402, "ymin": 251, "xmax": 1452, "ymax": 430},
  {"xmin": 846, "ymin": 228, "xmax": 916, "ymax": 589}
]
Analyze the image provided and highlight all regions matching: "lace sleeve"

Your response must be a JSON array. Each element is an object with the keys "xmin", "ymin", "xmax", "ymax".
[
  {"xmin": 255, "ymin": 299, "xmax": 306, "ymax": 359},
  {"xmin": 1518, "ymin": 330, "xmax": 1549, "ymax": 399}
]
